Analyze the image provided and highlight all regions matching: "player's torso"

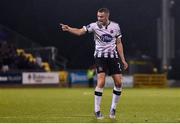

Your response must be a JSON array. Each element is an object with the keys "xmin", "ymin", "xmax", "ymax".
[{"xmin": 93, "ymin": 22, "xmax": 118, "ymax": 53}]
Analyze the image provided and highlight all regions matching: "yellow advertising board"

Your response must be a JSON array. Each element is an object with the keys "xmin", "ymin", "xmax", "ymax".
[{"xmin": 134, "ymin": 74, "xmax": 167, "ymax": 87}]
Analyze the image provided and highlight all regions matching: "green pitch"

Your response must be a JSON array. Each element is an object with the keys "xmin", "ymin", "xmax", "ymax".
[{"xmin": 0, "ymin": 88, "xmax": 180, "ymax": 123}]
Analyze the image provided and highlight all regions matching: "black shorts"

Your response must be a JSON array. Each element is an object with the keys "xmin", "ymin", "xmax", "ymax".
[{"xmin": 95, "ymin": 57, "xmax": 123, "ymax": 75}]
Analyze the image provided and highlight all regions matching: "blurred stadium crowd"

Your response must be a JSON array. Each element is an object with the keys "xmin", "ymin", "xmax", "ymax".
[{"xmin": 0, "ymin": 40, "xmax": 50, "ymax": 72}]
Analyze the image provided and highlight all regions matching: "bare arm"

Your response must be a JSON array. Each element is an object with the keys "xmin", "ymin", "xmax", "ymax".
[
  {"xmin": 116, "ymin": 38, "xmax": 128, "ymax": 70},
  {"xmin": 60, "ymin": 23, "xmax": 86, "ymax": 36}
]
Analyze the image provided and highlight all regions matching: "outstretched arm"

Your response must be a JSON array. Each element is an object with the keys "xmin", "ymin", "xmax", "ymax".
[
  {"xmin": 116, "ymin": 38, "xmax": 128, "ymax": 70},
  {"xmin": 60, "ymin": 23, "xmax": 86, "ymax": 36}
]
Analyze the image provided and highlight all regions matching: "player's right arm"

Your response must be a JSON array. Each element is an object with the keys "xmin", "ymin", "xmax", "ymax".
[{"xmin": 60, "ymin": 23, "xmax": 86, "ymax": 36}]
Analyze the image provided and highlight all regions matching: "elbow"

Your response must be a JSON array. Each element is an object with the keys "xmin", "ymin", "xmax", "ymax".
[
  {"xmin": 73, "ymin": 33, "xmax": 82, "ymax": 36},
  {"xmin": 77, "ymin": 29, "xmax": 85, "ymax": 36},
  {"xmin": 77, "ymin": 32, "xmax": 85, "ymax": 36},
  {"xmin": 77, "ymin": 33, "xmax": 82, "ymax": 36}
]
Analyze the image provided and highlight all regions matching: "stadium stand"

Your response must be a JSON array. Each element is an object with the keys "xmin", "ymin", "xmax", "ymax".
[{"xmin": 0, "ymin": 41, "xmax": 50, "ymax": 72}]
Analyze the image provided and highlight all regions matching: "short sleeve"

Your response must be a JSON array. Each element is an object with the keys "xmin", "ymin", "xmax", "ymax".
[
  {"xmin": 83, "ymin": 23, "xmax": 95, "ymax": 33},
  {"xmin": 115, "ymin": 24, "xmax": 122, "ymax": 39}
]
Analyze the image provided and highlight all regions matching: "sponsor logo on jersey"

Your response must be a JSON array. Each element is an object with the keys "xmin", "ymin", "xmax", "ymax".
[{"xmin": 100, "ymin": 34, "xmax": 113, "ymax": 42}]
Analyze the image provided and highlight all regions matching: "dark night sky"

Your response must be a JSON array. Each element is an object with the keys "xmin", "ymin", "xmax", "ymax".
[{"xmin": 0, "ymin": 0, "xmax": 179, "ymax": 69}]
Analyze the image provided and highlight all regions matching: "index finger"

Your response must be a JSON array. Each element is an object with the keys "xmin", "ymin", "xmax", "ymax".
[{"xmin": 60, "ymin": 23, "xmax": 64, "ymax": 26}]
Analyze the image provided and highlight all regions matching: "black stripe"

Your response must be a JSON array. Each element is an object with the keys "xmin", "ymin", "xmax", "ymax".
[
  {"xmin": 95, "ymin": 91, "xmax": 103, "ymax": 96},
  {"xmin": 113, "ymin": 51, "xmax": 116, "ymax": 58},
  {"xmin": 95, "ymin": 52, "xmax": 119, "ymax": 58},
  {"xmin": 113, "ymin": 90, "xmax": 121, "ymax": 96},
  {"xmin": 85, "ymin": 26, "xmax": 89, "ymax": 33},
  {"xmin": 108, "ymin": 52, "xmax": 111, "ymax": 58},
  {"xmin": 115, "ymin": 34, "xmax": 121, "ymax": 38}
]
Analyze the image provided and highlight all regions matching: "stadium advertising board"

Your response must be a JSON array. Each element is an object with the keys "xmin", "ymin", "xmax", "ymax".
[
  {"xmin": 22, "ymin": 72, "xmax": 59, "ymax": 84},
  {"xmin": 69, "ymin": 71, "xmax": 88, "ymax": 85},
  {"xmin": 105, "ymin": 75, "xmax": 133, "ymax": 88},
  {"xmin": 133, "ymin": 74, "xmax": 167, "ymax": 87},
  {"xmin": 0, "ymin": 72, "xmax": 22, "ymax": 84}
]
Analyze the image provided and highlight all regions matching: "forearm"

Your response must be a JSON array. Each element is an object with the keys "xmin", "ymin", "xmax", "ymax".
[
  {"xmin": 117, "ymin": 40, "xmax": 126, "ymax": 61},
  {"xmin": 60, "ymin": 23, "xmax": 86, "ymax": 36},
  {"xmin": 68, "ymin": 27, "xmax": 85, "ymax": 36},
  {"xmin": 117, "ymin": 40, "xmax": 128, "ymax": 70}
]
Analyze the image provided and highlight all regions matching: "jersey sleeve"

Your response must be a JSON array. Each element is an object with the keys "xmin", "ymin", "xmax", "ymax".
[
  {"xmin": 115, "ymin": 24, "xmax": 122, "ymax": 39},
  {"xmin": 83, "ymin": 23, "xmax": 95, "ymax": 33}
]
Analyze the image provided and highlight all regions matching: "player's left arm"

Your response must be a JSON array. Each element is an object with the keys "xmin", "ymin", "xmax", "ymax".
[{"xmin": 116, "ymin": 38, "xmax": 128, "ymax": 70}]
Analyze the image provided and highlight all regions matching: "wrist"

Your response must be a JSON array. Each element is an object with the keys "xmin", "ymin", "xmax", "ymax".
[
  {"xmin": 67, "ymin": 27, "xmax": 71, "ymax": 32},
  {"xmin": 121, "ymin": 59, "xmax": 126, "ymax": 62}
]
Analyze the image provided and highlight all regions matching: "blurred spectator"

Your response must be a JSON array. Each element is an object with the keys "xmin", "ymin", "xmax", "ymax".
[
  {"xmin": 0, "ymin": 41, "xmax": 45, "ymax": 72},
  {"xmin": 35, "ymin": 53, "xmax": 43, "ymax": 68},
  {"xmin": 1, "ymin": 65, "xmax": 9, "ymax": 72},
  {"xmin": 87, "ymin": 65, "xmax": 96, "ymax": 87},
  {"xmin": 0, "ymin": 41, "xmax": 14, "ymax": 72}
]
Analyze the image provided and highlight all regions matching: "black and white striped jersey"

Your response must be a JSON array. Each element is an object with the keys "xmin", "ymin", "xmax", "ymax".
[{"xmin": 83, "ymin": 21, "xmax": 122, "ymax": 58}]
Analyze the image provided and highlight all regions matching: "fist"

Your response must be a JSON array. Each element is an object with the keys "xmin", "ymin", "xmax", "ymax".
[{"xmin": 122, "ymin": 60, "xmax": 128, "ymax": 70}]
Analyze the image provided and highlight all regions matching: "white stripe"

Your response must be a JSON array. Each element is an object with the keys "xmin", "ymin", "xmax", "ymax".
[
  {"xmin": 110, "ymin": 52, "xmax": 114, "ymax": 58},
  {"xmin": 97, "ymin": 52, "xmax": 102, "ymax": 58},
  {"xmin": 83, "ymin": 26, "xmax": 87, "ymax": 31},
  {"xmin": 117, "ymin": 35, "xmax": 122, "ymax": 39},
  {"xmin": 115, "ymin": 53, "xmax": 118, "ymax": 58},
  {"xmin": 104, "ymin": 52, "xmax": 108, "ymax": 58}
]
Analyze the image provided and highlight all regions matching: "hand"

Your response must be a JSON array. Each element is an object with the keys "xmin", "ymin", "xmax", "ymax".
[
  {"xmin": 122, "ymin": 60, "xmax": 128, "ymax": 70},
  {"xmin": 60, "ymin": 23, "xmax": 70, "ymax": 31}
]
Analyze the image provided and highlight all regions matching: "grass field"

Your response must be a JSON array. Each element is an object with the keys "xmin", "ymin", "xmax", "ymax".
[{"xmin": 0, "ymin": 87, "xmax": 180, "ymax": 123}]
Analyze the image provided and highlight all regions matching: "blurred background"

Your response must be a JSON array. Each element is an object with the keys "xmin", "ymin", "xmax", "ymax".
[{"xmin": 0, "ymin": 0, "xmax": 179, "ymax": 87}]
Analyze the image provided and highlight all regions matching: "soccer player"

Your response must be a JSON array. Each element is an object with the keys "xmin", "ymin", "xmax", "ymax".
[{"xmin": 60, "ymin": 8, "xmax": 128, "ymax": 119}]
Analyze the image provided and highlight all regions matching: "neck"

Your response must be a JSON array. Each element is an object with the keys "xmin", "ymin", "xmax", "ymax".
[{"xmin": 103, "ymin": 20, "xmax": 110, "ymax": 26}]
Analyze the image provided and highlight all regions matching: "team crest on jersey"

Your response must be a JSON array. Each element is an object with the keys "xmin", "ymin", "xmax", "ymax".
[
  {"xmin": 110, "ymin": 30, "xmax": 114, "ymax": 34},
  {"xmin": 100, "ymin": 34, "xmax": 113, "ymax": 42}
]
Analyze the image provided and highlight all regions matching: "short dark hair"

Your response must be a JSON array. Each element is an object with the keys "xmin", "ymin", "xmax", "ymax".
[{"xmin": 98, "ymin": 8, "xmax": 110, "ymax": 14}]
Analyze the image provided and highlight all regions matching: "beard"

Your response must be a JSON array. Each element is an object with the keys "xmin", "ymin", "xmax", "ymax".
[{"xmin": 97, "ymin": 21, "xmax": 103, "ymax": 29}]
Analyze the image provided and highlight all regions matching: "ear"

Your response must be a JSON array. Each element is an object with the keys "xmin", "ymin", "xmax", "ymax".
[{"xmin": 106, "ymin": 13, "xmax": 110, "ymax": 18}]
